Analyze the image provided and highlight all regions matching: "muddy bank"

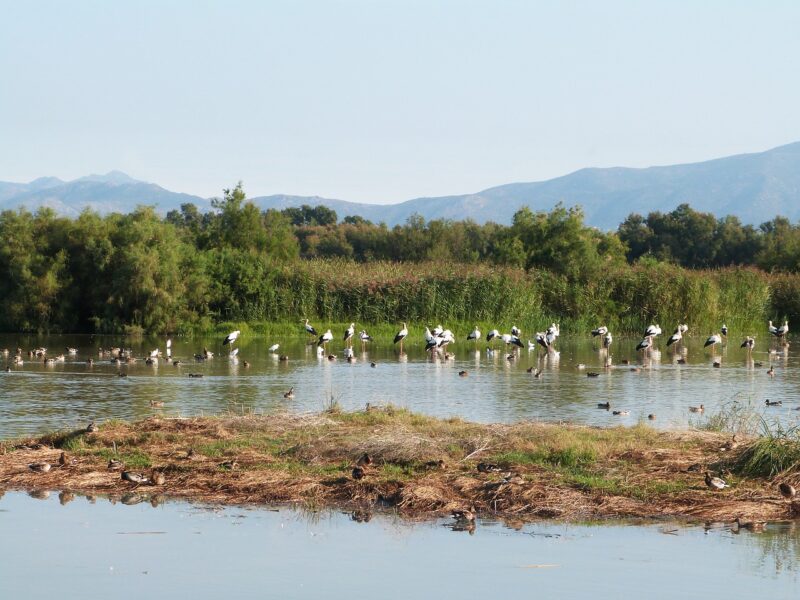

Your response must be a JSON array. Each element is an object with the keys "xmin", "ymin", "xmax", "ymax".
[{"xmin": 0, "ymin": 407, "xmax": 797, "ymax": 523}]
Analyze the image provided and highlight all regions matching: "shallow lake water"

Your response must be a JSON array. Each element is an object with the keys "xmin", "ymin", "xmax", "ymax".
[
  {"xmin": 0, "ymin": 490, "xmax": 797, "ymax": 599},
  {"xmin": 0, "ymin": 333, "xmax": 797, "ymax": 438}
]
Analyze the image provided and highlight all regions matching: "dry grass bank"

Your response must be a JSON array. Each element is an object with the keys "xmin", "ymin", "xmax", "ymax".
[{"xmin": 1, "ymin": 406, "xmax": 798, "ymax": 523}]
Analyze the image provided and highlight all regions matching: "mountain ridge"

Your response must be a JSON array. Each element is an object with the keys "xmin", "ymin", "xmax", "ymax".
[{"xmin": 2, "ymin": 141, "xmax": 800, "ymax": 229}]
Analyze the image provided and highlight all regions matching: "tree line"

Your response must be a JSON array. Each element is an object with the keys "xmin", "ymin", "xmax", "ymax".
[{"xmin": 1, "ymin": 182, "xmax": 798, "ymax": 333}]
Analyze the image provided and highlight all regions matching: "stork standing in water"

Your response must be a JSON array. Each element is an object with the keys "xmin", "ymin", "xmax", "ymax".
[
  {"xmin": 591, "ymin": 326, "xmax": 608, "ymax": 338},
  {"xmin": 166, "ymin": 338, "xmax": 172, "ymax": 358},
  {"xmin": 721, "ymin": 324, "xmax": 728, "ymax": 338},
  {"xmin": 602, "ymin": 331, "xmax": 613, "ymax": 350},
  {"xmin": 424, "ymin": 327, "xmax": 437, "ymax": 352},
  {"xmin": 394, "ymin": 322, "xmax": 408, "ymax": 353},
  {"xmin": 741, "ymin": 336, "xmax": 755, "ymax": 355},
  {"xmin": 643, "ymin": 324, "xmax": 662, "ymax": 339},
  {"xmin": 666, "ymin": 326, "xmax": 683, "ymax": 349},
  {"xmin": 704, "ymin": 333, "xmax": 722, "ymax": 355},
  {"xmin": 774, "ymin": 320, "xmax": 790, "ymax": 346},
  {"xmin": 303, "ymin": 319, "xmax": 318, "ymax": 339},
  {"xmin": 317, "ymin": 329, "xmax": 333, "ymax": 349},
  {"xmin": 486, "ymin": 329, "xmax": 500, "ymax": 348},
  {"xmin": 467, "ymin": 326, "xmax": 481, "ymax": 348},
  {"xmin": 359, "ymin": 330, "xmax": 372, "ymax": 350},
  {"xmin": 501, "ymin": 333, "xmax": 524, "ymax": 349},
  {"xmin": 511, "ymin": 325, "xmax": 521, "ymax": 337},
  {"xmin": 768, "ymin": 320, "xmax": 789, "ymax": 342},
  {"xmin": 535, "ymin": 331, "xmax": 549, "ymax": 351},
  {"xmin": 223, "ymin": 330, "xmax": 240, "ymax": 346},
  {"xmin": 636, "ymin": 336, "xmax": 653, "ymax": 353},
  {"xmin": 343, "ymin": 323, "xmax": 355, "ymax": 348}
]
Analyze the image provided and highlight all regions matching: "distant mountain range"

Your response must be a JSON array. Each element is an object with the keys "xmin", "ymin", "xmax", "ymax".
[
  {"xmin": 0, "ymin": 170, "xmax": 207, "ymax": 216},
  {"xmin": 3, "ymin": 142, "xmax": 800, "ymax": 230}
]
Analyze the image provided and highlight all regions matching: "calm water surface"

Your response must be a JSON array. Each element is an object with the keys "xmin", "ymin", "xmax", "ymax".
[
  {"xmin": 0, "ymin": 333, "xmax": 798, "ymax": 437},
  {"xmin": 0, "ymin": 490, "xmax": 797, "ymax": 599}
]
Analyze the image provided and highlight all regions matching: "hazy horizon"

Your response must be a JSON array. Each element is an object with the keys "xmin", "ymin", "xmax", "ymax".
[{"xmin": 2, "ymin": 1, "xmax": 800, "ymax": 204}]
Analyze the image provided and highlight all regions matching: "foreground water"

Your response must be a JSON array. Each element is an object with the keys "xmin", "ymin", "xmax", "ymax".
[
  {"xmin": 0, "ymin": 490, "xmax": 797, "ymax": 599},
  {"xmin": 0, "ymin": 333, "xmax": 797, "ymax": 438}
]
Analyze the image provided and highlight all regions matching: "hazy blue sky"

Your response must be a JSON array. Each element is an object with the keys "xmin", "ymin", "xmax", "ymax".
[{"xmin": 2, "ymin": 0, "xmax": 799, "ymax": 202}]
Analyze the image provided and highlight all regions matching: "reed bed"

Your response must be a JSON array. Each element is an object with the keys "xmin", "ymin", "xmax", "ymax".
[{"xmin": 203, "ymin": 261, "xmax": 791, "ymax": 337}]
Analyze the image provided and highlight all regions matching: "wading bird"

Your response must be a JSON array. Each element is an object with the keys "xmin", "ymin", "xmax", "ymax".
[
  {"xmin": 343, "ymin": 323, "xmax": 355, "ymax": 347},
  {"xmin": 721, "ymin": 324, "xmax": 728, "ymax": 338},
  {"xmin": 511, "ymin": 325, "xmax": 521, "ymax": 337},
  {"xmin": 303, "ymin": 318, "xmax": 318, "ymax": 337},
  {"xmin": 318, "ymin": 329, "xmax": 333, "ymax": 349},
  {"xmin": 394, "ymin": 322, "xmax": 408, "ymax": 352},
  {"xmin": 359, "ymin": 330, "xmax": 372, "ymax": 349},
  {"xmin": 777, "ymin": 320, "xmax": 789, "ymax": 338},
  {"xmin": 467, "ymin": 326, "xmax": 481, "ymax": 346},
  {"xmin": 704, "ymin": 333, "xmax": 722, "ymax": 354},
  {"xmin": 602, "ymin": 331, "xmax": 613, "ymax": 349},
  {"xmin": 643, "ymin": 324, "xmax": 662, "ymax": 339},
  {"xmin": 500, "ymin": 333, "xmax": 524, "ymax": 349},
  {"xmin": 591, "ymin": 326, "xmax": 608, "ymax": 337},
  {"xmin": 223, "ymin": 330, "xmax": 240, "ymax": 346},
  {"xmin": 740, "ymin": 337, "xmax": 755, "ymax": 353},
  {"xmin": 666, "ymin": 326, "xmax": 682, "ymax": 348},
  {"xmin": 268, "ymin": 343, "xmax": 280, "ymax": 353}
]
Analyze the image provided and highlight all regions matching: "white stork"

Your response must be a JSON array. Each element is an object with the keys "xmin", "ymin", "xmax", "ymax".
[
  {"xmin": 486, "ymin": 329, "xmax": 500, "ymax": 346},
  {"xmin": 394, "ymin": 323, "xmax": 408, "ymax": 351},
  {"xmin": 500, "ymin": 333, "xmax": 524, "ymax": 348},
  {"xmin": 467, "ymin": 325, "xmax": 481, "ymax": 346},
  {"xmin": 602, "ymin": 331, "xmax": 613, "ymax": 349},
  {"xmin": 343, "ymin": 323, "xmax": 355, "ymax": 347},
  {"xmin": 721, "ymin": 324, "xmax": 728, "ymax": 338},
  {"xmin": 511, "ymin": 325, "xmax": 521, "ymax": 337},
  {"xmin": 432, "ymin": 324, "xmax": 443, "ymax": 337},
  {"xmin": 591, "ymin": 326, "xmax": 608, "ymax": 337},
  {"xmin": 704, "ymin": 333, "xmax": 722, "ymax": 354},
  {"xmin": 437, "ymin": 329, "xmax": 455, "ymax": 349},
  {"xmin": 317, "ymin": 329, "xmax": 333, "ymax": 348},
  {"xmin": 643, "ymin": 324, "xmax": 661, "ymax": 338},
  {"xmin": 740, "ymin": 336, "xmax": 755, "ymax": 353},
  {"xmin": 304, "ymin": 319, "xmax": 318, "ymax": 337},
  {"xmin": 166, "ymin": 338, "xmax": 172, "ymax": 358},
  {"xmin": 223, "ymin": 330, "xmax": 240, "ymax": 346},
  {"xmin": 268, "ymin": 343, "xmax": 280, "ymax": 353},
  {"xmin": 636, "ymin": 336, "xmax": 653, "ymax": 352},
  {"xmin": 769, "ymin": 320, "xmax": 779, "ymax": 337},
  {"xmin": 535, "ymin": 332, "xmax": 549, "ymax": 351},
  {"xmin": 359, "ymin": 330, "xmax": 372, "ymax": 350},
  {"xmin": 777, "ymin": 320, "xmax": 789, "ymax": 338},
  {"xmin": 666, "ymin": 327, "xmax": 682, "ymax": 348}
]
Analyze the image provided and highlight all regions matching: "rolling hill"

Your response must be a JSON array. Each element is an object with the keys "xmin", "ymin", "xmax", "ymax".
[{"xmin": 2, "ymin": 142, "xmax": 800, "ymax": 229}]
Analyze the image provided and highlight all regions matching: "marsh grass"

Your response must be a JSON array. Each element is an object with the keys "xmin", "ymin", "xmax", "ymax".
[
  {"xmin": 189, "ymin": 260, "xmax": 790, "ymax": 337},
  {"xmin": 732, "ymin": 420, "xmax": 800, "ymax": 478}
]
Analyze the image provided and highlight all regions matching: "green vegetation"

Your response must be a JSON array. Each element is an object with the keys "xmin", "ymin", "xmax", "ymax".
[
  {"xmin": 731, "ymin": 423, "xmax": 800, "ymax": 478},
  {"xmin": 1, "ymin": 183, "xmax": 799, "ymax": 334}
]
